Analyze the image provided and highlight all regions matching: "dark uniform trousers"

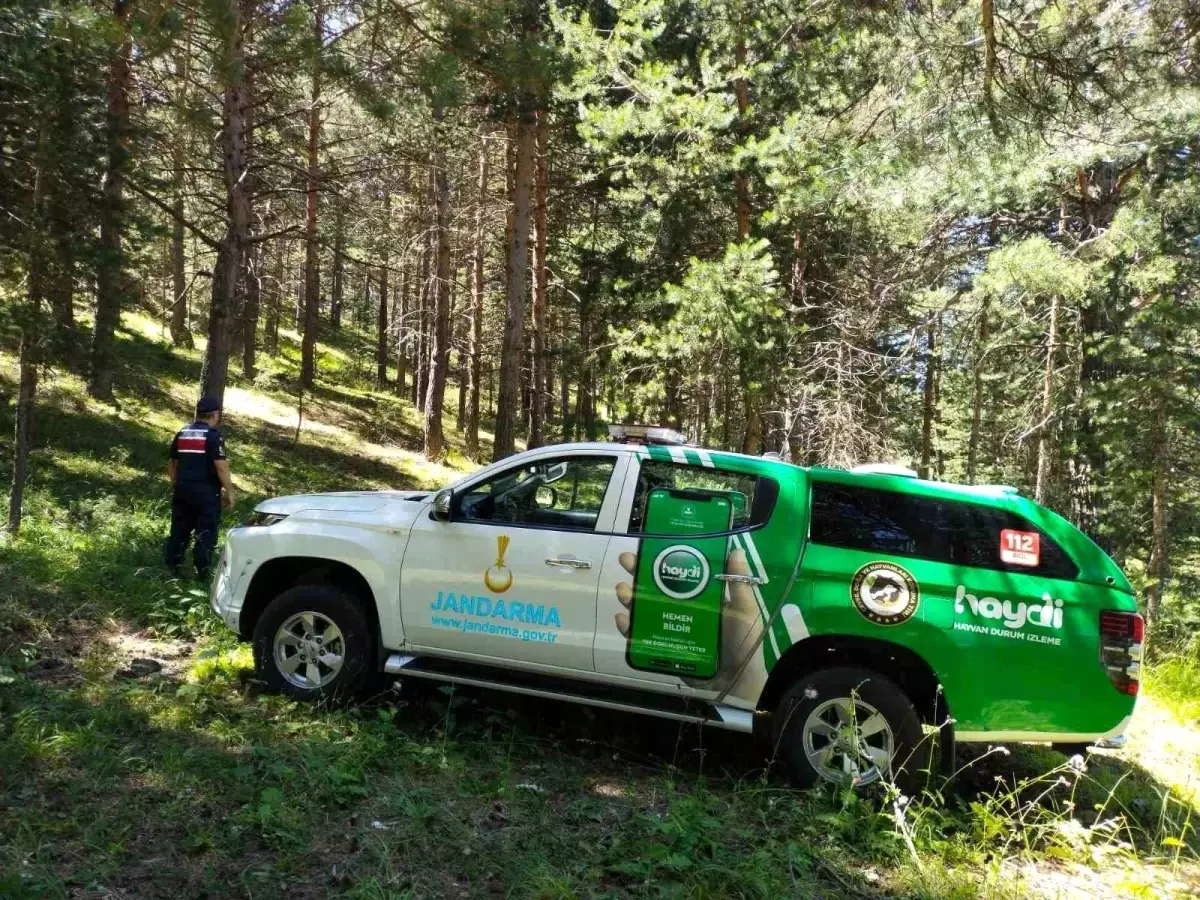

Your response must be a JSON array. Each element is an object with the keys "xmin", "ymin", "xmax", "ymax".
[{"xmin": 166, "ymin": 487, "xmax": 221, "ymax": 577}]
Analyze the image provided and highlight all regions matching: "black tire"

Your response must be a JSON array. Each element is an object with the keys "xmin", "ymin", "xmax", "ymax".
[
  {"xmin": 252, "ymin": 585, "xmax": 377, "ymax": 701},
  {"xmin": 771, "ymin": 666, "xmax": 928, "ymax": 794}
]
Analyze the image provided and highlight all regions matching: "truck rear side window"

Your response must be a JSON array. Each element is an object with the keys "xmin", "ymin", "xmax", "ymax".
[
  {"xmin": 629, "ymin": 460, "xmax": 778, "ymax": 534},
  {"xmin": 809, "ymin": 482, "xmax": 1079, "ymax": 580}
]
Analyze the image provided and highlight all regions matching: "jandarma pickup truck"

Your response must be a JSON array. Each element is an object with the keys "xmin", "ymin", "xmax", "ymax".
[{"xmin": 210, "ymin": 425, "xmax": 1142, "ymax": 790}]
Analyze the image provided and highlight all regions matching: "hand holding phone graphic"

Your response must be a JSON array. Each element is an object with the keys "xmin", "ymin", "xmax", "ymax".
[{"xmin": 616, "ymin": 488, "xmax": 762, "ymax": 682}]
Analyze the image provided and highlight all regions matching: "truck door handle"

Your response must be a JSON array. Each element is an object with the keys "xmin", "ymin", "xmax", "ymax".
[
  {"xmin": 545, "ymin": 556, "xmax": 592, "ymax": 570},
  {"xmin": 715, "ymin": 573, "xmax": 766, "ymax": 585}
]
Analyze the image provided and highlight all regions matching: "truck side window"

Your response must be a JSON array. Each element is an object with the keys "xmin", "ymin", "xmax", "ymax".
[
  {"xmin": 629, "ymin": 460, "xmax": 778, "ymax": 534},
  {"xmin": 457, "ymin": 456, "xmax": 617, "ymax": 532},
  {"xmin": 809, "ymin": 482, "xmax": 1078, "ymax": 580}
]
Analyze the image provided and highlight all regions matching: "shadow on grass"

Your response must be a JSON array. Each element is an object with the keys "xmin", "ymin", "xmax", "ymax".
[
  {"xmin": 0, "ymin": 674, "xmax": 332, "ymax": 899},
  {"xmin": 947, "ymin": 739, "xmax": 1200, "ymax": 859},
  {"xmin": 395, "ymin": 679, "xmax": 1200, "ymax": 868},
  {"xmin": 0, "ymin": 668, "xmax": 912, "ymax": 900}
]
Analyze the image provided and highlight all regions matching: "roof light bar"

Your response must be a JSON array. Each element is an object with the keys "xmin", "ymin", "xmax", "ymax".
[{"xmin": 607, "ymin": 423, "xmax": 689, "ymax": 446}]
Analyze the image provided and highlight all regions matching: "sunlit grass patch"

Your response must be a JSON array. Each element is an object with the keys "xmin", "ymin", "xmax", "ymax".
[
  {"xmin": 191, "ymin": 642, "xmax": 254, "ymax": 683},
  {"xmin": 1145, "ymin": 650, "xmax": 1200, "ymax": 725}
]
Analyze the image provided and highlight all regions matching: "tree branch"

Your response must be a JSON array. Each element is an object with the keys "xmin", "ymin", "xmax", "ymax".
[{"xmin": 127, "ymin": 179, "xmax": 221, "ymax": 250}]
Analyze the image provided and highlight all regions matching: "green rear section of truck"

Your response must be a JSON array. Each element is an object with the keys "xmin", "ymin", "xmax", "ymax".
[
  {"xmin": 794, "ymin": 468, "xmax": 1137, "ymax": 737},
  {"xmin": 639, "ymin": 446, "xmax": 1138, "ymax": 738}
]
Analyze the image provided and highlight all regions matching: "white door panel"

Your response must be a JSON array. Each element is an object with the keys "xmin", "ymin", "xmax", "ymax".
[
  {"xmin": 400, "ymin": 523, "xmax": 610, "ymax": 668},
  {"xmin": 399, "ymin": 453, "xmax": 629, "ymax": 672}
]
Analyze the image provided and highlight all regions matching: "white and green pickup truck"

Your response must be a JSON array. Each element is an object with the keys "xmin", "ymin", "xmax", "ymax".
[{"xmin": 211, "ymin": 426, "xmax": 1141, "ymax": 789}]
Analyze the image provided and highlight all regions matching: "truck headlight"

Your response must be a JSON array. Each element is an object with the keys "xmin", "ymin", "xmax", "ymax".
[{"xmin": 244, "ymin": 512, "xmax": 287, "ymax": 528}]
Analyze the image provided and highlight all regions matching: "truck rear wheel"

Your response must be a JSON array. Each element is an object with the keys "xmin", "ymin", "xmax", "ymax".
[
  {"xmin": 772, "ymin": 666, "xmax": 927, "ymax": 794},
  {"xmin": 252, "ymin": 585, "xmax": 377, "ymax": 701}
]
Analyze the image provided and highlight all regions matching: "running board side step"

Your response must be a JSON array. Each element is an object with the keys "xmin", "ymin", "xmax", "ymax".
[{"xmin": 384, "ymin": 653, "xmax": 754, "ymax": 733}]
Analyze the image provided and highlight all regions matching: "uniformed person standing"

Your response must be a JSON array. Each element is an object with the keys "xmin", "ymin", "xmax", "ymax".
[{"xmin": 165, "ymin": 397, "xmax": 235, "ymax": 579}]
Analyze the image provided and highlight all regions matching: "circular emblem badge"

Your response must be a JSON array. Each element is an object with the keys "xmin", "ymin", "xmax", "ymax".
[
  {"xmin": 652, "ymin": 545, "xmax": 710, "ymax": 600},
  {"xmin": 850, "ymin": 562, "xmax": 919, "ymax": 626}
]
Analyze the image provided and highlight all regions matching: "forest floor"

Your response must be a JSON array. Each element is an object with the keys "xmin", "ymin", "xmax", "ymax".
[{"xmin": 1, "ymin": 312, "xmax": 1199, "ymax": 899}]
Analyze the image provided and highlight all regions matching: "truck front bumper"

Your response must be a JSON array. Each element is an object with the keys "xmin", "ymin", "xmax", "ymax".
[{"xmin": 209, "ymin": 539, "xmax": 248, "ymax": 633}]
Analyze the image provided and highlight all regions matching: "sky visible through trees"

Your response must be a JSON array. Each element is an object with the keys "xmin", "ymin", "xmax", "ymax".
[{"xmin": 3, "ymin": 0, "xmax": 1200, "ymax": 633}]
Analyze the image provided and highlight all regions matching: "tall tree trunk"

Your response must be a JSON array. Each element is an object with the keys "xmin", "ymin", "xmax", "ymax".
[
  {"xmin": 9, "ymin": 137, "xmax": 48, "ymax": 535},
  {"xmin": 790, "ymin": 230, "xmax": 806, "ymax": 304},
  {"xmin": 239, "ymin": 63, "xmax": 259, "ymax": 379},
  {"xmin": 264, "ymin": 237, "xmax": 282, "ymax": 355},
  {"xmin": 242, "ymin": 243, "xmax": 260, "ymax": 377},
  {"xmin": 559, "ymin": 353, "xmax": 570, "ymax": 441},
  {"xmin": 331, "ymin": 202, "xmax": 344, "ymax": 328},
  {"xmin": 360, "ymin": 269, "xmax": 372, "ymax": 338},
  {"xmin": 573, "ymin": 293, "xmax": 594, "ymax": 440},
  {"xmin": 396, "ymin": 262, "xmax": 409, "ymax": 395},
  {"xmin": 494, "ymin": 112, "xmax": 536, "ymax": 459},
  {"xmin": 50, "ymin": 234, "xmax": 74, "ymax": 332},
  {"xmin": 965, "ymin": 298, "xmax": 989, "ymax": 484},
  {"xmin": 981, "ymin": 0, "xmax": 999, "ymax": 136},
  {"xmin": 376, "ymin": 188, "xmax": 390, "ymax": 386},
  {"xmin": 299, "ymin": 0, "xmax": 322, "ymax": 388},
  {"xmin": 545, "ymin": 302, "xmax": 556, "ymax": 437},
  {"xmin": 169, "ymin": 189, "xmax": 192, "ymax": 346},
  {"xmin": 169, "ymin": 11, "xmax": 194, "ymax": 347},
  {"xmin": 1145, "ymin": 391, "xmax": 1169, "ymax": 630},
  {"xmin": 919, "ymin": 315, "xmax": 938, "ymax": 480},
  {"xmin": 721, "ymin": 370, "xmax": 732, "ymax": 448},
  {"xmin": 733, "ymin": 33, "xmax": 751, "ymax": 241},
  {"xmin": 528, "ymin": 108, "xmax": 550, "ymax": 449},
  {"xmin": 415, "ymin": 193, "xmax": 432, "ymax": 410},
  {"xmin": 89, "ymin": 0, "xmax": 133, "ymax": 401},
  {"xmin": 732, "ymin": 32, "xmax": 761, "ymax": 452},
  {"xmin": 424, "ymin": 105, "xmax": 453, "ymax": 459},
  {"xmin": 390, "ymin": 263, "xmax": 402, "ymax": 373},
  {"xmin": 1034, "ymin": 294, "xmax": 1060, "ymax": 503},
  {"xmin": 294, "ymin": 261, "xmax": 303, "ymax": 329},
  {"xmin": 47, "ymin": 63, "xmax": 76, "ymax": 333},
  {"xmin": 521, "ymin": 332, "xmax": 532, "ymax": 427},
  {"xmin": 465, "ymin": 139, "xmax": 487, "ymax": 460},
  {"xmin": 455, "ymin": 263, "xmax": 466, "ymax": 432},
  {"xmin": 9, "ymin": 332, "xmax": 38, "ymax": 536},
  {"xmin": 739, "ymin": 377, "xmax": 761, "ymax": 454},
  {"xmin": 199, "ymin": 0, "xmax": 251, "ymax": 405}
]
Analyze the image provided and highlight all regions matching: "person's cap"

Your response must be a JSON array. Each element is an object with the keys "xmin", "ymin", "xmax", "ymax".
[{"xmin": 196, "ymin": 396, "xmax": 222, "ymax": 415}]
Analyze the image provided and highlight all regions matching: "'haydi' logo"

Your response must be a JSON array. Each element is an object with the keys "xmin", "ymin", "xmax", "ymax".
[
  {"xmin": 652, "ymin": 545, "xmax": 710, "ymax": 600},
  {"xmin": 955, "ymin": 585, "xmax": 1063, "ymax": 630}
]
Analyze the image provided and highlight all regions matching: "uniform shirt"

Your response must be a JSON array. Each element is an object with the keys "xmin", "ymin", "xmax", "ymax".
[{"xmin": 169, "ymin": 421, "xmax": 227, "ymax": 492}]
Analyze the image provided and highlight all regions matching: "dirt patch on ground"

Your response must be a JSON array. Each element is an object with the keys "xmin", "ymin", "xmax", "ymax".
[
  {"xmin": 15, "ymin": 619, "xmax": 193, "ymax": 686},
  {"xmin": 100, "ymin": 621, "xmax": 194, "ymax": 678},
  {"xmin": 1005, "ymin": 857, "xmax": 1199, "ymax": 899}
]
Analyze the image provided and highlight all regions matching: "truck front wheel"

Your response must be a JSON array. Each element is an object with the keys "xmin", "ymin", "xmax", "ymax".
[
  {"xmin": 252, "ymin": 585, "xmax": 377, "ymax": 701},
  {"xmin": 772, "ymin": 666, "xmax": 927, "ymax": 794}
]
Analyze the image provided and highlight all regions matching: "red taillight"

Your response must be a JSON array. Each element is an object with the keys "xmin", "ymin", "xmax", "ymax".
[{"xmin": 1099, "ymin": 610, "xmax": 1143, "ymax": 696}]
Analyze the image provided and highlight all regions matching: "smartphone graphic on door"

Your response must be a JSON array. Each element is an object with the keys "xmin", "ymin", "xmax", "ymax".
[{"xmin": 626, "ymin": 488, "xmax": 733, "ymax": 678}]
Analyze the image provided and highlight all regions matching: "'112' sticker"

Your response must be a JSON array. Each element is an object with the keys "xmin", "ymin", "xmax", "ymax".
[{"xmin": 1000, "ymin": 529, "xmax": 1040, "ymax": 567}]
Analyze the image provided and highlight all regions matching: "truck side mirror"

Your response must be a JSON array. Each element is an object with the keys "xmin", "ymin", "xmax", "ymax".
[{"xmin": 431, "ymin": 489, "xmax": 452, "ymax": 521}]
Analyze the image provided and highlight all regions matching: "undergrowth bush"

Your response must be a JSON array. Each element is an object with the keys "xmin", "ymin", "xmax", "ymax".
[{"xmin": 1145, "ymin": 637, "xmax": 1200, "ymax": 724}]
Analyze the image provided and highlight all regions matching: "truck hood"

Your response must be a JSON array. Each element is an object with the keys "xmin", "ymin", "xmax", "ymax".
[{"xmin": 255, "ymin": 489, "xmax": 431, "ymax": 516}]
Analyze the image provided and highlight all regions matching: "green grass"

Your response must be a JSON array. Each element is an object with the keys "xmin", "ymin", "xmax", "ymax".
[
  {"xmin": 1145, "ymin": 643, "xmax": 1200, "ymax": 725},
  {"xmin": 1, "ymin": 309, "xmax": 1199, "ymax": 898}
]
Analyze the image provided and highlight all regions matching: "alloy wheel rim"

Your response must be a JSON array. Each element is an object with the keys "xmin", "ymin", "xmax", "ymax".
[
  {"xmin": 801, "ymin": 696, "xmax": 894, "ymax": 787},
  {"xmin": 273, "ymin": 611, "xmax": 345, "ymax": 690}
]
